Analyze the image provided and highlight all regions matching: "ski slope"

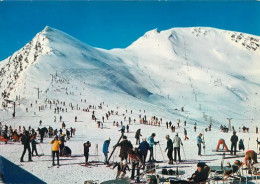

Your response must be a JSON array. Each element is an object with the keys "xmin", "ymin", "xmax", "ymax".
[{"xmin": 0, "ymin": 26, "xmax": 260, "ymax": 183}]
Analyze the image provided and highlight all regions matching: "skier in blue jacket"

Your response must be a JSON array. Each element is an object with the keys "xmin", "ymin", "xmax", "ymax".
[
  {"xmin": 197, "ymin": 133, "xmax": 204, "ymax": 156},
  {"xmin": 138, "ymin": 138, "xmax": 149, "ymax": 165},
  {"xmin": 103, "ymin": 138, "xmax": 111, "ymax": 164},
  {"xmin": 148, "ymin": 133, "xmax": 159, "ymax": 161}
]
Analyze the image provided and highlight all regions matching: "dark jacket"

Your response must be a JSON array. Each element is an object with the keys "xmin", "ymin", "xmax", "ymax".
[
  {"xmin": 135, "ymin": 129, "xmax": 142, "ymax": 139},
  {"xmin": 166, "ymin": 138, "xmax": 173, "ymax": 151},
  {"xmin": 21, "ymin": 135, "xmax": 30, "ymax": 146},
  {"xmin": 231, "ymin": 135, "xmax": 238, "ymax": 144},
  {"xmin": 239, "ymin": 139, "xmax": 245, "ymax": 150},
  {"xmin": 116, "ymin": 139, "xmax": 133, "ymax": 158},
  {"xmin": 83, "ymin": 142, "xmax": 91, "ymax": 156},
  {"xmin": 192, "ymin": 166, "xmax": 209, "ymax": 182},
  {"xmin": 31, "ymin": 139, "xmax": 38, "ymax": 148}
]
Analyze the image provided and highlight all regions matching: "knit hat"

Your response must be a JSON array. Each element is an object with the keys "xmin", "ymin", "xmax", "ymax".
[{"xmin": 197, "ymin": 162, "xmax": 206, "ymax": 168}]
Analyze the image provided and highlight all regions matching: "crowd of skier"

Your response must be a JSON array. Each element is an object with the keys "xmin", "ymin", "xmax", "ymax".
[{"xmin": 0, "ymin": 98, "xmax": 260, "ymax": 183}]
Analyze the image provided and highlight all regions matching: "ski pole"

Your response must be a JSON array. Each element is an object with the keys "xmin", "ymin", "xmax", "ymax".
[
  {"xmin": 158, "ymin": 143, "xmax": 165, "ymax": 161},
  {"xmin": 181, "ymin": 144, "xmax": 186, "ymax": 161},
  {"xmin": 155, "ymin": 144, "xmax": 156, "ymax": 160},
  {"xmin": 108, "ymin": 133, "xmax": 123, "ymax": 162}
]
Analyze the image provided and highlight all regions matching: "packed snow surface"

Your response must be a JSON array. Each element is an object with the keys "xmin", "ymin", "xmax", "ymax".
[{"xmin": 0, "ymin": 26, "xmax": 260, "ymax": 183}]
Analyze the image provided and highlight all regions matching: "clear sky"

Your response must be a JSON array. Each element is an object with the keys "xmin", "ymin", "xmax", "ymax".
[{"xmin": 0, "ymin": 1, "xmax": 259, "ymax": 60}]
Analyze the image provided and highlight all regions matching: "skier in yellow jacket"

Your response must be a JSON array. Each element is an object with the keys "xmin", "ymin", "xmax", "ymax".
[{"xmin": 50, "ymin": 135, "xmax": 62, "ymax": 166}]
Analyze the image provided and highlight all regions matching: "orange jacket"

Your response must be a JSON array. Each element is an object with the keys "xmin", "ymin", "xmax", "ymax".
[{"xmin": 50, "ymin": 140, "xmax": 62, "ymax": 151}]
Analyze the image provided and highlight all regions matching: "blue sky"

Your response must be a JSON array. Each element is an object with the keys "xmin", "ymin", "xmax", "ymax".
[{"xmin": 0, "ymin": 1, "xmax": 259, "ymax": 60}]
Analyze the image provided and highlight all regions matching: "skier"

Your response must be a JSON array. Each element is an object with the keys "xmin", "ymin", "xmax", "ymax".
[
  {"xmin": 83, "ymin": 141, "xmax": 91, "ymax": 166},
  {"xmin": 114, "ymin": 135, "xmax": 133, "ymax": 161},
  {"xmin": 148, "ymin": 133, "xmax": 159, "ymax": 162},
  {"xmin": 31, "ymin": 135, "xmax": 39, "ymax": 156},
  {"xmin": 171, "ymin": 125, "xmax": 175, "ymax": 132},
  {"xmin": 103, "ymin": 138, "xmax": 110, "ymax": 164},
  {"xmin": 138, "ymin": 138, "xmax": 149, "ymax": 167},
  {"xmin": 120, "ymin": 125, "xmax": 125, "ymax": 134},
  {"xmin": 66, "ymin": 129, "xmax": 70, "ymax": 140},
  {"xmin": 128, "ymin": 149, "xmax": 142, "ymax": 181},
  {"xmin": 197, "ymin": 133, "xmax": 204, "ymax": 156},
  {"xmin": 166, "ymin": 121, "xmax": 169, "ymax": 129},
  {"xmin": 126, "ymin": 124, "xmax": 129, "ymax": 133},
  {"xmin": 165, "ymin": 135, "xmax": 173, "ymax": 164},
  {"xmin": 59, "ymin": 134, "xmax": 66, "ymax": 156},
  {"xmin": 230, "ymin": 131, "xmax": 238, "ymax": 155},
  {"xmin": 38, "ymin": 127, "xmax": 45, "ymax": 143},
  {"xmin": 184, "ymin": 128, "xmax": 189, "ymax": 140},
  {"xmin": 70, "ymin": 127, "xmax": 73, "ymax": 137},
  {"xmin": 135, "ymin": 129, "xmax": 142, "ymax": 145},
  {"xmin": 172, "ymin": 133, "xmax": 183, "ymax": 162},
  {"xmin": 50, "ymin": 135, "xmax": 62, "ymax": 166},
  {"xmin": 75, "ymin": 116, "xmax": 77, "ymax": 122},
  {"xmin": 20, "ymin": 131, "xmax": 32, "ymax": 162},
  {"xmin": 62, "ymin": 122, "xmax": 66, "ymax": 129}
]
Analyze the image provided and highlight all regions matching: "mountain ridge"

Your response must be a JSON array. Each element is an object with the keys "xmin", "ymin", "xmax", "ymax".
[{"xmin": 1, "ymin": 26, "xmax": 260, "ymax": 125}]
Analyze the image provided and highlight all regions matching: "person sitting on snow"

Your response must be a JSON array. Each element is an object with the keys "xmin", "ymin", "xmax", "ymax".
[{"xmin": 187, "ymin": 162, "xmax": 209, "ymax": 183}]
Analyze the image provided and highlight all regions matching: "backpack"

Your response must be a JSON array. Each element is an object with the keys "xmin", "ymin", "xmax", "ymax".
[{"xmin": 162, "ymin": 169, "xmax": 168, "ymax": 175}]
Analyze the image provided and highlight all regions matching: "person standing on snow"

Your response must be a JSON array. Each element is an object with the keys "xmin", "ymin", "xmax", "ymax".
[
  {"xmin": 83, "ymin": 141, "xmax": 91, "ymax": 166},
  {"xmin": 197, "ymin": 133, "xmax": 204, "ymax": 156},
  {"xmin": 135, "ymin": 129, "xmax": 142, "ymax": 145},
  {"xmin": 50, "ymin": 135, "xmax": 62, "ymax": 166},
  {"xmin": 31, "ymin": 135, "xmax": 39, "ymax": 156},
  {"xmin": 114, "ymin": 136, "xmax": 133, "ymax": 161},
  {"xmin": 20, "ymin": 131, "xmax": 33, "ymax": 162},
  {"xmin": 148, "ymin": 133, "xmax": 159, "ymax": 162},
  {"xmin": 59, "ymin": 134, "xmax": 66, "ymax": 156},
  {"xmin": 138, "ymin": 138, "xmax": 149, "ymax": 166},
  {"xmin": 172, "ymin": 133, "xmax": 183, "ymax": 162},
  {"xmin": 103, "ymin": 138, "xmax": 110, "ymax": 164},
  {"xmin": 165, "ymin": 135, "xmax": 173, "ymax": 164},
  {"xmin": 230, "ymin": 131, "xmax": 238, "ymax": 155},
  {"xmin": 184, "ymin": 128, "xmax": 189, "ymax": 140}
]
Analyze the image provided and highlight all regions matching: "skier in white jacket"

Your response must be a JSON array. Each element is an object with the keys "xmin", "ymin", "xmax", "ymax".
[{"xmin": 172, "ymin": 133, "xmax": 183, "ymax": 162}]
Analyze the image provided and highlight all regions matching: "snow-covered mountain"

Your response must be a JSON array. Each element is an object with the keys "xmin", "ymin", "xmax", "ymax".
[{"xmin": 1, "ymin": 26, "xmax": 260, "ymax": 126}]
